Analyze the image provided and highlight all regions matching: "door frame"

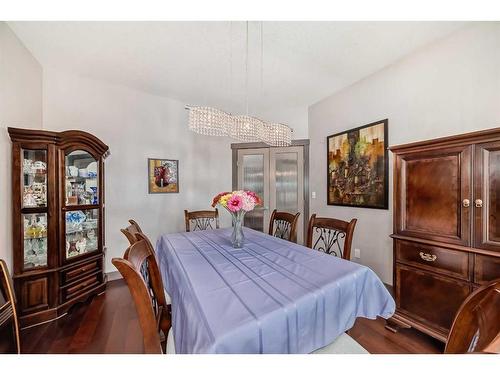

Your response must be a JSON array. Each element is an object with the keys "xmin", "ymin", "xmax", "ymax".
[{"xmin": 231, "ymin": 139, "xmax": 310, "ymax": 242}]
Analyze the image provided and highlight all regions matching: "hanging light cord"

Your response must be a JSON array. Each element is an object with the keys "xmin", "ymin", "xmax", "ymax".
[
  {"xmin": 260, "ymin": 21, "xmax": 263, "ymax": 91},
  {"xmin": 229, "ymin": 21, "xmax": 232, "ymax": 102},
  {"xmin": 245, "ymin": 21, "xmax": 249, "ymax": 116}
]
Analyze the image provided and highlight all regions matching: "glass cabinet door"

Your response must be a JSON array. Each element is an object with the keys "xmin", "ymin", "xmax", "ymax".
[
  {"xmin": 65, "ymin": 150, "xmax": 99, "ymax": 206},
  {"xmin": 65, "ymin": 209, "xmax": 99, "ymax": 259},
  {"xmin": 22, "ymin": 149, "xmax": 47, "ymax": 208},
  {"xmin": 23, "ymin": 213, "xmax": 48, "ymax": 269}
]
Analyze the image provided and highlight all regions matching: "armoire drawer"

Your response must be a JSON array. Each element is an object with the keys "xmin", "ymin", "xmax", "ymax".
[
  {"xmin": 396, "ymin": 264, "xmax": 471, "ymax": 333},
  {"xmin": 395, "ymin": 240, "xmax": 470, "ymax": 280},
  {"xmin": 474, "ymin": 254, "xmax": 500, "ymax": 285}
]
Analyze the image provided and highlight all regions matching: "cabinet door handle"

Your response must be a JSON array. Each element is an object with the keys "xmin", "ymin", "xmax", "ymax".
[
  {"xmin": 475, "ymin": 199, "xmax": 483, "ymax": 208},
  {"xmin": 419, "ymin": 252, "xmax": 437, "ymax": 262},
  {"xmin": 462, "ymin": 199, "xmax": 470, "ymax": 207}
]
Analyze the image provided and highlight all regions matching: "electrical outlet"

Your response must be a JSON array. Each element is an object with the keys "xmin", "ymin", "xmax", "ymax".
[
  {"xmin": 354, "ymin": 248, "xmax": 361, "ymax": 258},
  {"xmin": 311, "ymin": 191, "xmax": 316, "ymax": 199}
]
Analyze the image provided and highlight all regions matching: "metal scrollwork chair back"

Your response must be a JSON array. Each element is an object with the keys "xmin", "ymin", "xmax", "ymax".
[
  {"xmin": 120, "ymin": 219, "xmax": 144, "ymax": 247},
  {"xmin": 184, "ymin": 209, "xmax": 220, "ymax": 232},
  {"xmin": 306, "ymin": 214, "xmax": 357, "ymax": 260},
  {"xmin": 445, "ymin": 278, "xmax": 500, "ymax": 354},
  {"xmin": 112, "ymin": 239, "xmax": 171, "ymax": 354},
  {"xmin": 0, "ymin": 259, "xmax": 20, "ymax": 354},
  {"xmin": 268, "ymin": 209, "xmax": 300, "ymax": 243}
]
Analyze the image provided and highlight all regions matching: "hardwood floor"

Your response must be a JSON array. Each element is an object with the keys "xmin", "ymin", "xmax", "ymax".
[{"xmin": 20, "ymin": 279, "xmax": 444, "ymax": 354}]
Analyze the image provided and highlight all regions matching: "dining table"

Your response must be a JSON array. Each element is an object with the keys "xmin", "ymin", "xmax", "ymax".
[{"xmin": 156, "ymin": 227, "xmax": 395, "ymax": 354}]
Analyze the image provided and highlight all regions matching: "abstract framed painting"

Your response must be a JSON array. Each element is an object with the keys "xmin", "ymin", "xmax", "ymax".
[
  {"xmin": 326, "ymin": 119, "xmax": 388, "ymax": 209},
  {"xmin": 148, "ymin": 158, "xmax": 179, "ymax": 194}
]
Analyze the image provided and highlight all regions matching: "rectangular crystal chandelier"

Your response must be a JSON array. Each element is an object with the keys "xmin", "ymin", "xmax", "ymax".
[{"xmin": 186, "ymin": 106, "xmax": 293, "ymax": 146}]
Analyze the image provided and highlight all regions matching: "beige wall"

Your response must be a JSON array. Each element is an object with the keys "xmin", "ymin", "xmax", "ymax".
[
  {"xmin": 308, "ymin": 23, "xmax": 500, "ymax": 284},
  {"xmin": 0, "ymin": 22, "xmax": 43, "ymax": 270}
]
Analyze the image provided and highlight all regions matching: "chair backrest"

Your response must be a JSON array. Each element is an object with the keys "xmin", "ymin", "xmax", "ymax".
[
  {"xmin": 184, "ymin": 209, "xmax": 220, "ymax": 232},
  {"xmin": 306, "ymin": 214, "xmax": 357, "ymax": 260},
  {"xmin": 120, "ymin": 219, "xmax": 143, "ymax": 245},
  {"xmin": 268, "ymin": 209, "xmax": 300, "ymax": 243},
  {"xmin": 112, "ymin": 239, "xmax": 170, "ymax": 354},
  {"xmin": 445, "ymin": 279, "xmax": 500, "ymax": 354},
  {"xmin": 0, "ymin": 259, "xmax": 20, "ymax": 354}
]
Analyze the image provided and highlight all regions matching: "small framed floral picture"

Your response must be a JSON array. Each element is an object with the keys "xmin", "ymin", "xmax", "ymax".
[{"xmin": 148, "ymin": 158, "xmax": 179, "ymax": 194}]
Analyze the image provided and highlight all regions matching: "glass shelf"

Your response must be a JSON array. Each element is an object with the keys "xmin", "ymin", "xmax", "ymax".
[
  {"xmin": 65, "ymin": 208, "xmax": 99, "ymax": 259},
  {"xmin": 22, "ymin": 149, "xmax": 47, "ymax": 208},
  {"xmin": 65, "ymin": 150, "xmax": 99, "ymax": 206},
  {"xmin": 23, "ymin": 213, "xmax": 48, "ymax": 269}
]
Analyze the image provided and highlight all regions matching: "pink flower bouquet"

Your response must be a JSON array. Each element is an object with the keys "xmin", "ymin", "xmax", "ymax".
[{"xmin": 212, "ymin": 190, "xmax": 262, "ymax": 248}]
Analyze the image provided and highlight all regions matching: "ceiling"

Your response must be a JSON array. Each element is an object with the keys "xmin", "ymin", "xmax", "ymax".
[{"xmin": 9, "ymin": 21, "xmax": 468, "ymax": 113}]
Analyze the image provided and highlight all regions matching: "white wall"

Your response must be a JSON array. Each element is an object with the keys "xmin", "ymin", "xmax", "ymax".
[
  {"xmin": 43, "ymin": 70, "xmax": 236, "ymax": 273},
  {"xmin": 308, "ymin": 23, "xmax": 500, "ymax": 284},
  {"xmin": 253, "ymin": 105, "xmax": 309, "ymax": 140},
  {"xmin": 0, "ymin": 22, "xmax": 43, "ymax": 270}
]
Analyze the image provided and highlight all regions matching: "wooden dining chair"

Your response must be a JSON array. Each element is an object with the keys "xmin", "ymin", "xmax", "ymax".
[
  {"xmin": 112, "ymin": 239, "xmax": 172, "ymax": 354},
  {"xmin": 268, "ymin": 209, "xmax": 300, "ymax": 243},
  {"xmin": 306, "ymin": 214, "xmax": 357, "ymax": 260},
  {"xmin": 444, "ymin": 279, "xmax": 500, "ymax": 354},
  {"xmin": 184, "ymin": 209, "xmax": 219, "ymax": 232},
  {"xmin": 129, "ymin": 232, "xmax": 172, "ymax": 305},
  {"xmin": 120, "ymin": 219, "xmax": 143, "ymax": 245},
  {"xmin": 0, "ymin": 259, "xmax": 21, "ymax": 354}
]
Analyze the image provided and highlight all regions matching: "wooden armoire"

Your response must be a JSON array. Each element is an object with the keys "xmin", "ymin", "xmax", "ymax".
[
  {"xmin": 388, "ymin": 127, "xmax": 500, "ymax": 342},
  {"xmin": 8, "ymin": 127, "xmax": 109, "ymax": 327}
]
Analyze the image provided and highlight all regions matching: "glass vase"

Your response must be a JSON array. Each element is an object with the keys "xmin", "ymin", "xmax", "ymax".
[{"xmin": 230, "ymin": 210, "xmax": 246, "ymax": 248}]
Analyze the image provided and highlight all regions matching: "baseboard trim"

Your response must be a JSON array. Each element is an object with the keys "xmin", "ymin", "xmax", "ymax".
[{"xmin": 106, "ymin": 271, "xmax": 122, "ymax": 281}]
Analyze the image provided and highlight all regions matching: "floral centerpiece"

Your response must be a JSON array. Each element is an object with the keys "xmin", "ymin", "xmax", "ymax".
[{"xmin": 212, "ymin": 190, "xmax": 262, "ymax": 248}]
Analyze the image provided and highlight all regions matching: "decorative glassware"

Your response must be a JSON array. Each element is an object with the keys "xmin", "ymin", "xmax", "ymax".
[
  {"xmin": 90, "ymin": 186, "xmax": 98, "ymax": 204},
  {"xmin": 22, "ymin": 149, "xmax": 47, "ymax": 208},
  {"xmin": 230, "ymin": 210, "xmax": 246, "ymax": 248},
  {"xmin": 22, "ymin": 213, "xmax": 48, "ymax": 269},
  {"xmin": 65, "ymin": 208, "xmax": 99, "ymax": 259}
]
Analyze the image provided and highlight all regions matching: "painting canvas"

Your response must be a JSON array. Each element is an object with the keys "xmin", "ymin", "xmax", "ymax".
[
  {"xmin": 327, "ymin": 119, "xmax": 388, "ymax": 209},
  {"xmin": 148, "ymin": 158, "xmax": 179, "ymax": 193}
]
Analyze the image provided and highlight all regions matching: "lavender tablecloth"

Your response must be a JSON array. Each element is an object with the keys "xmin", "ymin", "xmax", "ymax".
[{"xmin": 156, "ymin": 227, "xmax": 394, "ymax": 354}]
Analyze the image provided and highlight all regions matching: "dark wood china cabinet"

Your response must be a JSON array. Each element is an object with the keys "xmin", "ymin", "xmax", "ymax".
[
  {"xmin": 8, "ymin": 127, "xmax": 109, "ymax": 327},
  {"xmin": 387, "ymin": 127, "xmax": 500, "ymax": 342}
]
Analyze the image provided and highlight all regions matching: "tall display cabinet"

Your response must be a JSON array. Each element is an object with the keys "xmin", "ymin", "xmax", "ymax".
[{"xmin": 8, "ymin": 127, "xmax": 109, "ymax": 327}]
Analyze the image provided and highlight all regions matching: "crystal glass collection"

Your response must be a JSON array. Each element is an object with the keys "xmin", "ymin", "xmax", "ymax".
[
  {"xmin": 23, "ymin": 213, "xmax": 48, "ymax": 269},
  {"xmin": 22, "ymin": 150, "xmax": 47, "ymax": 208},
  {"xmin": 187, "ymin": 106, "xmax": 293, "ymax": 146}
]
